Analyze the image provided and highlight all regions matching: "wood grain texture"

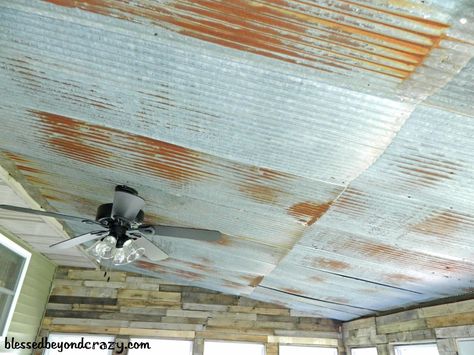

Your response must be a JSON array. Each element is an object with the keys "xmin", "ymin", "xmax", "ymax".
[
  {"xmin": 39, "ymin": 267, "xmax": 343, "ymax": 353},
  {"xmin": 343, "ymin": 298, "xmax": 474, "ymax": 354}
]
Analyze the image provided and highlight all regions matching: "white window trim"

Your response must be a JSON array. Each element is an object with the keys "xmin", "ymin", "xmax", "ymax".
[
  {"xmin": 391, "ymin": 342, "xmax": 440, "ymax": 355},
  {"xmin": 0, "ymin": 232, "xmax": 31, "ymax": 338},
  {"xmin": 279, "ymin": 343, "xmax": 339, "ymax": 355},
  {"xmin": 204, "ymin": 340, "xmax": 266, "ymax": 355},
  {"xmin": 350, "ymin": 346, "xmax": 378, "ymax": 355},
  {"xmin": 128, "ymin": 337, "xmax": 193, "ymax": 354},
  {"xmin": 456, "ymin": 337, "xmax": 474, "ymax": 354}
]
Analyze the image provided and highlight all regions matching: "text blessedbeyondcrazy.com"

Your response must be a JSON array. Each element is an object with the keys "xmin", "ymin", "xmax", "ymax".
[{"xmin": 3, "ymin": 337, "xmax": 151, "ymax": 353}]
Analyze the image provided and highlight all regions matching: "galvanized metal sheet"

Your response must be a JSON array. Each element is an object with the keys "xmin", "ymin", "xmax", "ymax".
[{"xmin": 0, "ymin": 0, "xmax": 474, "ymax": 319}]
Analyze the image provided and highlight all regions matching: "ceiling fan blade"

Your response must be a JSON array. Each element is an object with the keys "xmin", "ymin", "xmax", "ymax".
[
  {"xmin": 49, "ymin": 230, "xmax": 109, "ymax": 250},
  {"xmin": 130, "ymin": 233, "xmax": 168, "ymax": 261},
  {"xmin": 0, "ymin": 204, "xmax": 102, "ymax": 226},
  {"xmin": 111, "ymin": 191, "xmax": 145, "ymax": 221},
  {"xmin": 138, "ymin": 225, "xmax": 222, "ymax": 242}
]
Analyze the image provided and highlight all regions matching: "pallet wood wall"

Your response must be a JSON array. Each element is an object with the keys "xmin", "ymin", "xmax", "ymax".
[
  {"xmin": 343, "ymin": 299, "xmax": 474, "ymax": 355},
  {"xmin": 38, "ymin": 267, "xmax": 343, "ymax": 355}
]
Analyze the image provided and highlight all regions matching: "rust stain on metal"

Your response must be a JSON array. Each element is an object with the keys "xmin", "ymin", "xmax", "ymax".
[
  {"xmin": 239, "ymin": 183, "xmax": 281, "ymax": 204},
  {"xmin": 237, "ymin": 166, "xmax": 289, "ymax": 203},
  {"xmin": 42, "ymin": 193, "xmax": 65, "ymax": 202},
  {"xmin": 32, "ymin": 110, "xmax": 211, "ymax": 183},
  {"xmin": 15, "ymin": 165, "xmax": 43, "ymax": 174},
  {"xmin": 309, "ymin": 275, "xmax": 325, "ymax": 282},
  {"xmin": 241, "ymin": 275, "xmax": 265, "ymax": 287},
  {"xmin": 384, "ymin": 273, "xmax": 421, "ymax": 284},
  {"xmin": 33, "ymin": 110, "xmax": 114, "ymax": 168},
  {"xmin": 3, "ymin": 151, "xmax": 31, "ymax": 164},
  {"xmin": 177, "ymin": 258, "xmax": 212, "ymax": 272},
  {"xmin": 395, "ymin": 153, "xmax": 463, "ymax": 187},
  {"xmin": 312, "ymin": 257, "xmax": 350, "ymax": 271},
  {"xmin": 333, "ymin": 187, "xmax": 368, "ymax": 216},
  {"xmin": 127, "ymin": 135, "xmax": 213, "ymax": 183},
  {"xmin": 411, "ymin": 211, "xmax": 467, "ymax": 239},
  {"xmin": 24, "ymin": 175, "xmax": 51, "ymax": 186},
  {"xmin": 42, "ymin": 0, "xmax": 451, "ymax": 79},
  {"xmin": 282, "ymin": 287, "xmax": 304, "ymax": 295},
  {"xmin": 288, "ymin": 201, "xmax": 332, "ymax": 226},
  {"xmin": 135, "ymin": 260, "xmax": 204, "ymax": 281},
  {"xmin": 212, "ymin": 235, "xmax": 232, "ymax": 246},
  {"xmin": 352, "ymin": 239, "xmax": 473, "ymax": 274}
]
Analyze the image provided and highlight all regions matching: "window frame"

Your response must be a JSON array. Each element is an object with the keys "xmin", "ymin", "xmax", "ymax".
[
  {"xmin": 43, "ymin": 332, "xmax": 116, "ymax": 355},
  {"xmin": 128, "ymin": 337, "xmax": 193, "ymax": 355},
  {"xmin": 0, "ymin": 232, "xmax": 31, "ymax": 338},
  {"xmin": 279, "ymin": 343, "xmax": 339, "ymax": 355},
  {"xmin": 392, "ymin": 342, "xmax": 440, "ymax": 355},
  {"xmin": 456, "ymin": 337, "xmax": 474, "ymax": 355},
  {"xmin": 204, "ymin": 340, "xmax": 266, "ymax": 355},
  {"xmin": 350, "ymin": 346, "xmax": 378, "ymax": 355}
]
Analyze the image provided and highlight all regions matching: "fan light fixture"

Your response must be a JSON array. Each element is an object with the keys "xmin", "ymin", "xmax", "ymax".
[{"xmin": 87, "ymin": 236, "xmax": 145, "ymax": 265}]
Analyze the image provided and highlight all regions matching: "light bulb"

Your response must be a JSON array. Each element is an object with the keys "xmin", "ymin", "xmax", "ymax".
[
  {"xmin": 113, "ymin": 240, "xmax": 144, "ymax": 265},
  {"xmin": 96, "ymin": 236, "xmax": 117, "ymax": 259}
]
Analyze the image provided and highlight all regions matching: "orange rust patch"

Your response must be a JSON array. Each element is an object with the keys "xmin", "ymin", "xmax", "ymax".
[
  {"xmin": 282, "ymin": 288, "xmax": 303, "ymax": 295},
  {"xmin": 127, "ymin": 135, "xmax": 212, "ymax": 183},
  {"xmin": 312, "ymin": 257, "xmax": 350, "ymax": 271},
  {"xmin": 384, "ymin": 273, "xmax": 421, "ymax": 284},
  {"xmin": 43, "ymin": 0, "xmax": 450, "ymax": 79},
  {"xmin": 395, "ymin": 153, "xmax": 463, "ymax": 188},
  {"xmin": 42, "ymin": 193, "xmax": 65, "ymax": 202},
  {"xmin": 350, "ymin": 238, "xmax": 474, "ymax": 274},
  {"xmin": 135, "ymin": 260, "xmax": 204, "ymax": 281},
  {"xmin": 32, "ymin": 110, "xmax": 211, "ymax": 183},
  {"xmin": 239, "ymin": 183, "xmax": 281, "ymax": 204},
  {"xmin": 237, "ymin": 165, "xmax": 289, "ymax": 204},
  {"xmin": 309, "ymin": 275, "xmax": 325, "ymax": 282},
  {"xmin": 24, "ymin": 175, "xmax": 51, "ymax": 186},
  {"xmin": 181, "ymin": 259, "xmax": 212, "ymax": 273},
  {"xmin": 241, "ymin": 275, "xmax": 264, "ymax": 287},
  {"xmin": 16, "ymin": 165, "xmax": 43, "ymax": 174},
  {"xmin": 288, "ymin": 201, "xmax": 332, "ymax": 226},
  {"xmin": 34, "ymin": 110, "xmax": 114, "ymax": 168},
  {"xmin": 411, "ymin": 211, "xmax": 465, "ymax": 239},
  {"xmin": 333, "ymin": 188, "xmax": 368, "ymax": 217},
  {"xmin": 213, "ymin": 235, "xmax": 232, "ymax": 246},
  {"xmin": 3, "ymin": 151, "xmax": 30, "ymax": 164}
]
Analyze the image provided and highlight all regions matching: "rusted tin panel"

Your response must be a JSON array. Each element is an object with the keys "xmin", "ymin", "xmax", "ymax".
[
  {"xmin": 34, "ymin": 0, "xmax": 452, "ymax": 79},
  {"xmin": 250, "ymin": 286, "xmax": 362, "ymax": 320},
  {"xmin": 259, "ymin": 260, "xmax": 431, "ymax": 311},
  {"xmin": 0, "ymin": 0, "xmax": 474, "ymax": 319},
  {"xmin": 0, "ymin": 1, "xmax": 425, "ymax": 185}
]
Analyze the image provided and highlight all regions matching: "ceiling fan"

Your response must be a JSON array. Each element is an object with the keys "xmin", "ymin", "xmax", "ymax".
[{"xmin": 0, "ymin": 185, "xmax": 221, "ymax": 266}]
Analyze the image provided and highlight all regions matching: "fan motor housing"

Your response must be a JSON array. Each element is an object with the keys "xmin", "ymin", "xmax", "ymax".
[{"xmin": 96, "ymin": 203, "xmax": 144, "ymax": 223}]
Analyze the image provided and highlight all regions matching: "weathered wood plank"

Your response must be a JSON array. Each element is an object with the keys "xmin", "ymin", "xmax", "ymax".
[
  {"xmin": 426, "ymin": 312, "xmax": 474, "ymax": 328},
  {"xmin": 48, "ymin": 295, "xmax": 118, "ymax": 305},
  {"xmin": 268, "ymin": 336, "xmax": 338, "ymax": 346},
  {"xmin": 68, "ymin": 269, "xmax": 126, "ymax": 282}
]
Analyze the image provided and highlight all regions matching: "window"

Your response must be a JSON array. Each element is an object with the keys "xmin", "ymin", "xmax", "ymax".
[
  {"xmin": 351, "ymin": 347, "xmax": 378, "ymax": 355},
  {"xmin": 393, "ymin": 343, "xmax": 439, "ymax": 355},
  {"xmin": 128, "ymin": 338, "xmax": 192, "ymax": 355},
  {"xmin": 457, "ymin": 339, "xmax": 474, "ymax": 355},
  {"xmin": 44, "ymin": 333, "xmax": 115, "ymax": 354},
  {"xmin": 280, "ymin": 345, "xmax": 338, "ymax": 355},
  {"xmin": 204, "ymin": 340, "xmax": 265, "ymax": 355},
  {"xmin": 0, "ymin": 233, "xmax": 31, "ymax": 337}
]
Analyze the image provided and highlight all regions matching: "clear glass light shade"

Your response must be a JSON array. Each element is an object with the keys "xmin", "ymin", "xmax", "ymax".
[
  {"xmin": 87, "ymin": 236, "xmax": 117, "ymax": 260},
  {"xmin": 87, "ymin": 237, "xmax": 144, "ymax": 266},
  {"xmin": 113, "ymin": 240, "xmax": 145, "ymax": 266}
]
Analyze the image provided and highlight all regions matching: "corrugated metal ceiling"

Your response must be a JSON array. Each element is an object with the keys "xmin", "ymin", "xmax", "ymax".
[{"xmin": 0, "ymin": 0, "xmax": 473, "ymax": 320}]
